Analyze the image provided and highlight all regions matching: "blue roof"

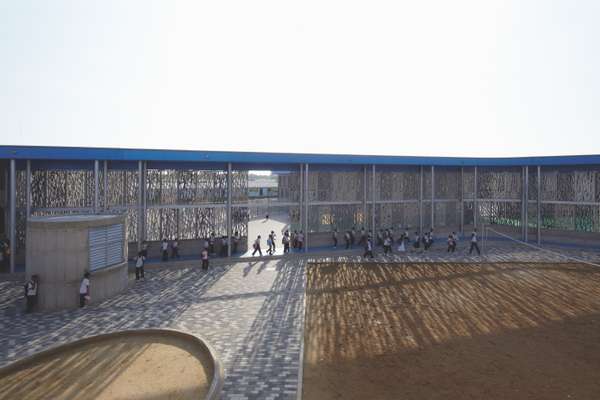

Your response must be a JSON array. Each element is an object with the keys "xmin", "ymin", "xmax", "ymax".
[{"xmin": 1, "ymin": 145, "xmax": 600, "ymax": 167}]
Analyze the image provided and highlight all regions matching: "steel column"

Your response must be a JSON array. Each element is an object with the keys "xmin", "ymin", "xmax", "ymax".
[
  {"xmin": 523, "ymin": 166, "xmax": 529, "ymax": 242},
  {"xmin": 304, "ymin": 163, "xmax": 309, "ymax": 252},
  {"xmin": 371, "ymin": 164, "xmax": 376, "ymax": 233},
  {"xmin": 431, "ymin": 165, "xmax": 435, "ymax": 230},
  {"xmin": 137, "ymin": 160, "xmax": 143, "ymax": 252},
  {"xmin": 363, "ymin": 166, "xmax": 367, "ymax": 231},
  {"xmin": 299, "ymin": 163, "xmax": 303, "ymax": 236},
  {"xmin": 3, "ymin": 169, "xmax": 8, "ymax": 238},
  {"xmin": 460, "ymin": 167, "xmax": 464, "ymax": 235},
  {"xmin": 474, "ymin": 166, "xmax": 478, "ymax": 230},
  {"xmin": 9, "ymin": 159, "xmax": 16, "ymax": 274},
  {"xmin": 142, "ymin": 161, "xmax": 147, "ymax": 245},
  {"xmin": 227, "ymin": 162, "xmax": 232, "ymax": 257},
  {"xmin": 537, "ymin": 165, "xmax": 542, "ymax": 245},
  {"xmin": 103, "ymin": 160, "xmax": 108, "ymax": 211},
  {"xmin": 93, "ymin": 160, "xmax": 99, "ymax": 213},
  {"xmin": 26, "ymin": 160, "xmax": 31, "ymax": 218},
  {"xmin": 419, "ymin": 166, "xmax": 423, "ymax": 234}
]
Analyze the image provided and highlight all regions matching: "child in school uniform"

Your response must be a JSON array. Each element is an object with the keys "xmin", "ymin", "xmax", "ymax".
[{"xmin": 79, "ymin": 272, "xmax": 91, "ymax": 308}]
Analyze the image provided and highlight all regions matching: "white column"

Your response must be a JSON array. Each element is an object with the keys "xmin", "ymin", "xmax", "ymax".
[
  {"xmin": 26, "ymin": 160, "xmax": 31, "ymax": 218},
  {"xmin": 304, "ymin": 163, "xmax": 309, "ymax": 252},
  {"xmin": 460, "ymin": 167, "xmax": 464, "ymax": 235},
  {"xmin": 103, "ymin": 161, "xmax": 108, "ymax": 211},
  {"xmin": 474, "ymin": 166, "xmax": 478, "ymax": 230},
  {"xmin": 523, "ymin": 166, "xmax": 529, "ymax": 242},
  {"xmin": 299, "ymin": 163, "xmax": 303, "ymax": 237},
  {"xmin": 363, "ymin": 166, "xmax": 367, "ymax": 231},
  {"xmin": 227, "ymin": 162, "xmax": 232, "ymax": 257},
  {"xmin": 419, "ymin": 166, "xmax": 424, "ymax": 234},
  {"xmin": 9, "ymin": 159, "xmax": 16, "ymax": 274},
  {"xmin": 93, "ymin": 160, "xmax": 99, "ymax": 213},
  {"xmin": 431, "ymin": 165, "xmax": 435, "ymax": 230},
  {"xmin": 371, "ymin": 164, "xmax": 376, "ymax": 233},
  {"xmin": 137, "ymin": 160, "xmax": 143, "ymax": 252},
  {"xmin": 537, "ymin": 165, "xmax": 542, "ymax": 245}
]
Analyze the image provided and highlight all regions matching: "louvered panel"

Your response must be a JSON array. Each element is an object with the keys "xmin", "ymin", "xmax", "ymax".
[
  {"xmin": 88, "ymin": 224, "xmax": 124, "ymax": 271},
  {"xmin": 106, "ymin": 224, "xmax": 124, "ymax": 266}
]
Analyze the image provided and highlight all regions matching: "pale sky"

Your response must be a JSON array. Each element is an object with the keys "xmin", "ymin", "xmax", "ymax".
[{"xmin": 1, "ymin": 1, "xmax": 599, "ymax": 157}]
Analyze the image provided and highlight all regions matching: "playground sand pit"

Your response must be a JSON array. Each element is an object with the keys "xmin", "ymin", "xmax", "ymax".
[
  {"xmin": 303, "ymin": 262, "xmax": 600, "ymax": 400},
  {"xmin": 0, "ymin": 332, "xmax": 213, "ymax": 400}
]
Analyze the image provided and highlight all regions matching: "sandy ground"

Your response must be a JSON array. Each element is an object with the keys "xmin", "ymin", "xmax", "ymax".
[
  {"xmin": 0, "ymin": 333, "xmax": 213, "ymax": 400},
  {"xmin": 303, "ymin": 262, "xmax": 600, "ymax": 400}
]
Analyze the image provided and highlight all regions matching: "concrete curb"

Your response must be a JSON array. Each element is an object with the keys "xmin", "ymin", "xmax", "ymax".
[{"xmin": 0, "ymin": 328, "xmax": 224, "ymax": 400}]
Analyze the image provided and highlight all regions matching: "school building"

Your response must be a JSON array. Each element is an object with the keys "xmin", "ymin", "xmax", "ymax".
[{"xmin": 1, "ymin": 145, "xmax": 600, "ymax": 273}]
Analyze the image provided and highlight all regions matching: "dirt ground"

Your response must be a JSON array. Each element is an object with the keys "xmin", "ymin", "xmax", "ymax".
[
  {"xmin": 0, "ymin": 333, "xmax": 213, "ymax": 400},
  {"xmin": 303, "ymin": 262, "xmax": 600, "ymax": 400}
]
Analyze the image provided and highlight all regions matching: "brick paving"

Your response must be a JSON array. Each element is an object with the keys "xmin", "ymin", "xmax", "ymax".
[{"xmin": 1, "ymin": 239, "xmax": 599, "ymax": 399}]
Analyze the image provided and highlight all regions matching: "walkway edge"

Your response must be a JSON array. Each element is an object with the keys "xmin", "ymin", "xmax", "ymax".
[{"xmin": 297, "ymin": 262, "xmax": 307, "ymax": 400}]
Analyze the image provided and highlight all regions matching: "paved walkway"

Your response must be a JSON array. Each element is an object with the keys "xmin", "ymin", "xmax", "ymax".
[{"xmin": 1, "ymin": 240, "xmax": 599, "ymax": 399}]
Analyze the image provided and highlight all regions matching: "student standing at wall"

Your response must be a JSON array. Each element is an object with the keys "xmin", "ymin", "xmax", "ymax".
[
  {"xmin": 161, "ymin": 239, "xmax": 169, "ymax": 261},
  {"xmin": 135, "ymin": 251, "xmax": 145, "ymax": 280},
  {"xmin": 79, "ymin": 272, "xmax": 90, "ymax": 308},
  {"xmin": 332, "ymin": 229, "xmax": 338, "ymax": 249},
  {"xmin": 383, "ymin": 236, "xmax": 392, "ymax": 255},
  {"xmin": 283, "ymin": 230, "xmax": 290, "ymax": 253},
  {"xmin": 209, "ymin": 232, "xmax": 216, "ymax": 255},
  {"xmin": 363, "ymin": 237, "xmax": 374, "ymax": 259},
  {"xmin": 297, "ymin": 231, "xmax": 305, "ymax": 251},
  {"xmin": 447, "ymin": 234, "xmax": 456, "ymax": 253},
  {"xmin": 24, "ymin": 275, "xmax": 39, "ymax": 313},
  {"xmin": 413, "ymin": 232, "xmax": 421, "ymax": 251},
  {"xmin": 201, "ymin": 248, "xmax": 209, "ymax": 270},
  {"xmin": 221, "ymin": 236, "xmax": 228, "ymax": 257},
  {"xmin": 233, "ymin": 231, "xmax": 240, "ymax": 254},
  {"xmin": 469, "ymin": 229, "xmax": 481, "ymax": 255},
  {"xmin": 397, "ymin": 234, "xmax": 406, "ymax": 253},
  {"xmin": 171, "ymin": 238, "xmax": 179, "ymax": 259}
]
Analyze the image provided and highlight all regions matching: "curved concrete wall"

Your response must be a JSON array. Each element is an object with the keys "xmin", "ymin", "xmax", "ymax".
[{"xmin": 26, "ymin": 214, "xmax": 128, "ymax": 311}]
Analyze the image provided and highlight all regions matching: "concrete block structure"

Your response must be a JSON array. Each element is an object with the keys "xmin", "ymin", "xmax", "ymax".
[
  {"xmin": 2, "ymin": 146, "xmax": 600, "ymax": 273},
  {"xmin": 26, "ymin": 214, "xmax": 127, "ymax": 311}
]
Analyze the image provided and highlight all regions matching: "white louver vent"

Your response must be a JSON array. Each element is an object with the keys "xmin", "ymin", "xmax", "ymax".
[{"xmin": 89, "ymin": 224, "xmax": 124, "ymax": 271}]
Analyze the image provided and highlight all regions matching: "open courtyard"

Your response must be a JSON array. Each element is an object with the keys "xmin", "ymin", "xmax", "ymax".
[{"xmin": 2, "ymin": 241, "xmax": 600, "ymax": 399}]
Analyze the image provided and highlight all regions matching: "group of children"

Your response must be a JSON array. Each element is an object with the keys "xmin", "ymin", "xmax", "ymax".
[
  {"xmin": 252, "ymin": 229, "xmax": 305, "ymax": 257},
  {"xmin": 137, "ymin": 233, "xmax": 233, "ymax": 278},
  {"xmin": 334, "ymin": 226, "xmax": 481, "ymax": 258}
]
